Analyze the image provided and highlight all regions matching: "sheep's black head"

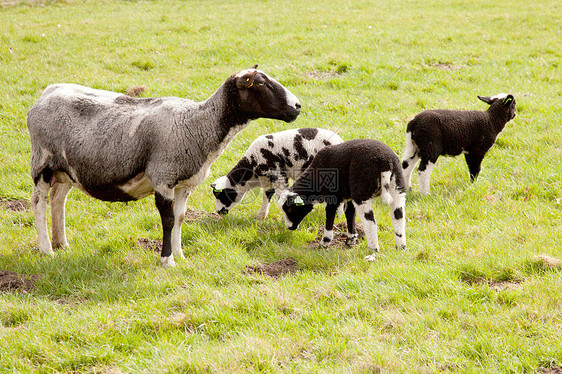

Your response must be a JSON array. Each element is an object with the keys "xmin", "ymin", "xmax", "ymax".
[
  {"xmin": 278, "ymin": 192, "xmax": 314, "ymax": 230},
  {"xmin": 211, "ymin": 177, "xmax": 243, "ymax": 215},
  {"xmin": 234, "ymin": 65, "xmax": 301, "ymax": 123},
  {"xmin": 478, "ymin": 93, "xmax": 516, "ymax": 120}
]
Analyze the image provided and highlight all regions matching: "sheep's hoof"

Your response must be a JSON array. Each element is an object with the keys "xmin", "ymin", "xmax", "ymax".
[
  {"xmin": 256, "ymin": 212, "xmax": 268, "ymax": 220},
  {"xmin": 364, "ymin": 253, "xmax": 377, "ymax": 262},
  {"xmin": 38, "ymin": 247, "xmax": 55, "ymax": 256},
  {"xmin": 345, "ymin": 237, "xmax": 358, "ymax": 247},
  {"xmin": 160, "ymin": 256, "xmax": 176, "ymax": 268},
  {"xmin": 397, "ymin": 244, "xmax": 407, "ymax": 250},
  {"xmin": 320, "ymin": 238, "xmax": 332, "ymax": 247}
]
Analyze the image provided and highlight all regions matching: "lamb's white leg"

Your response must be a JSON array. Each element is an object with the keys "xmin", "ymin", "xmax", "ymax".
[
  {"xmin": 380, "ymin": 171, "xmax": 393, "ymax": 205},
  {"xmin": 389, "ymin": 191, "xmax": 407, "ymax": 249},
  {"xmin": 31, "ymin": 179, "xmax": 53, "ymax": 255},
  {"xmin": 321, "ymin": 228, "xmax": 334, "ymax": 247},
  {"xmin": 401, "ymin": 132, "xmax": 419, "ymax": 190},
  {"xmin": 50, "ymin": 182, "xmax": 71, "ymax": 249},
  {"xmin": 256, "ymin": 187, "xmax": 274, "ymax": 219},
  {"xmin": 354, "ymin": 200, "xmax": 379, "ymax": 262},
  {"xmin": 418, "ymin": 161, "xmax": 435, "ymax": 196},
  {"xmin": 171, "ymin": 187, "xmax": 191, "ymax": 261}
]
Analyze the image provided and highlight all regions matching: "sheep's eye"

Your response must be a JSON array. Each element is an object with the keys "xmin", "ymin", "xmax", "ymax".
[{"xmin": 258, "ymin": 82, "xmax": 265, "ymax": 87}]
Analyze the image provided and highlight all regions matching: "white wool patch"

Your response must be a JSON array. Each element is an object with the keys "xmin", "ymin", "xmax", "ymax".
[
  {"xmin": 212, "ymin": 176, "xmax": 230, "ymax": 191},
  {"xmin": 490, "ymin": 93, "xmax": 509, "ymax": 100}
]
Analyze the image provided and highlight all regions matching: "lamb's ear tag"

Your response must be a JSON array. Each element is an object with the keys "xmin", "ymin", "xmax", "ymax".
[
  {"xmin": 295, "ymin": 196, "xmax": 304, "ymax": 206},
  {"xmin": 503, "ymin": 96, "xmax": 512, "ymax": 105},
  {"xmin": 214, "ymin": 188, "xmax": 223, "ymax": 193}
]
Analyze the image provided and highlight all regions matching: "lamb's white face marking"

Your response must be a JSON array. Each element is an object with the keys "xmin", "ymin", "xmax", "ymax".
[
  {"xmin": 278, "ymin": 191, "xmax": 295, "ymax": 228},
  {"xmin": 490, "ymin": 93, "xmax": 509, "ymax": 101},
  {"xmin": 212, "ymin": 176, "xmax": 230, "ymax": 191}
]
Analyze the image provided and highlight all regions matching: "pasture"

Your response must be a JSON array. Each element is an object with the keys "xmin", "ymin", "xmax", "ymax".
[{"xmin": 1, "ymin": 0, "xmax": 561, "ymax": 372}]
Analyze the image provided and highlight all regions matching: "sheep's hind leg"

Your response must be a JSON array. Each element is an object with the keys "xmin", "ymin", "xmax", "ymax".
[
  {"xmin": 321, "ymin": 204, "xmax": 339, "ymax": 247},
  {"xmin": 418, "ymin": 158, "xmax": 435, "ymax": 195},
  {"xmin": 389, "ymin": 191, "xmax": 407, "ymax": 250},
  {"xmin": 50, "ymin": 182, "xmax": 71, "ymax": 249},
  {"xmin": 353, "ymin": 200, "xmax": 379, "ymax": 261},
  {"xmin": 155, "ymin": 192, "xmax": 176, "ymax": 267},
  {"xmin": 170, "ymin": 187, "xmax": 192, "ymax": 262},
  {"xmin": 401, "ymin": 132, "xmax": 419, "ymax": 190},
  {"xmin": 31, "ymin": 178, "xmax": 53, "ymax": 255}
]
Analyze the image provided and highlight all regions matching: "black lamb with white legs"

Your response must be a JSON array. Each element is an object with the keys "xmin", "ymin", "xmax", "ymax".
[
  {"xmin": 402, "ymin": 93, "xmax": 516, "ymax": 195},
  {"xmin": 27, "ymin": 66, "xmax": 300, "ymax": 267},
  {"xmin": 278, "ymin": 139, "xmax": 407, "ymax": 261},
  {"xmin": 211, "ymin": 128, "xmax": 343, "ymax": 219}
]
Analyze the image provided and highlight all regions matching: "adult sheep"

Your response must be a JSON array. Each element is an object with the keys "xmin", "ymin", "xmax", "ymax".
[{"xmin": 27, "ymin": 66, "xmax": 301, "ymax": 267}]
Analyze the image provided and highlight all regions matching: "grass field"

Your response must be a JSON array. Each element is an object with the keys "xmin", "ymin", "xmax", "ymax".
[{"xmin": 1, "ymin": 0, "xmax": 561, "ymax": 372}]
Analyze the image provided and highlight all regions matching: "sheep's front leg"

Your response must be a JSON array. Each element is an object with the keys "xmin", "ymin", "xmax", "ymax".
[
  {"xmin": 389, "ymin": 192, "xmax": 407, "ymax": 250},
  {"xmin": 50, "ymin": 182, "xmax": 71, "ymax": 249},
  {"xmin": 464, "ymin": 153, "xmax": 484, "ymax": 182},
  {"xmin": 256, "ymin": 188, "xmax": 275, "ymax": 219},
  {"xmin": 155, "ymin": 192, "xmax": 176, "ymax": 267},
  {"xmin": 31, "ymin": 178, "xmax": 54, "ymax": 255},
  {"xmin": 354, "ymin": 199, "xmax": 379, "ymax": 261},
  {"xmin": 171, "ymin": 187, "xmax": 192, "ymax": 261},
  {"xmin": 321, "ymin": 204, "xmax": 339, "ymax": 246},
  {"xmin": 344, "ymin": 202, "xmax": 358, "ymax": 246},
  {"xmin": 418, "ymin": 158, "xmax": 436, "ymax": 195}
]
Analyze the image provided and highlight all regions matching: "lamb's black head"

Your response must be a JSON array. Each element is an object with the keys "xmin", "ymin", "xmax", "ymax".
[
  {"xmin": 278, "ymin": 192, "xmax": 314, "ymax": 230},
  {"xmin": 234, "ymin": 66, "xmax": 301, "ymax": 123},
  {"xmin": 478, "ymin": 93, "xmax": 517, "ymax": 121}
]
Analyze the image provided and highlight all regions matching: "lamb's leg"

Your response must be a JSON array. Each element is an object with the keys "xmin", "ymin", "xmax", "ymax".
[
  {"xmin": 401, "ymin": 132, "xmax": 419, "ymax": 190},
  {"xmin": 50, "ymin": 182, "xmax": 71, "ymax": 248},
  {"xmin": 321, "ymin": 204, "xmax": 339, "ymax": 246},
  {"xmin": 171, "ymin": 187, "xmax": 192, "ymax": 261},
  {"xmin": 354, "ymin": 199, "xmax": 379, "ymax": 261},
  {"xmin": 344, "ymin": 202, "xmax": 358, "ymax": 246},
  {"xmin": 389, "ymin": 191, "xmax": 407, "ymax": 250},
  {"xmin": 464, "ymin": 153, "xmax": 484, "ymax": 182},
  {"xmin": 256, "ymin": 188, "xmax": 275, "ymax": 219},
  {"xmin": 31, "ymin": 178, "xmax": 53, "ymax": 255},
  {"xmin": 418, "ymin": 158, "xmax": 436, "ymax": 195},
  {"xmin": 155, "ymin": 192, "xmax": 176, "ymax": 268}
]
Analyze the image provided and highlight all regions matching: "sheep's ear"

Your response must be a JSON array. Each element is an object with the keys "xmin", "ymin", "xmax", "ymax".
[
  {"xmin": 236, "ymin": 69, "xmax": 259, "ymax": 89},
  {"xmin": 477, "ymin": 95, "xmax": 493, "ymax": 105},
  {"xmin": 502, "ymin": 95, "xmax": 514, "ymax": 106}
]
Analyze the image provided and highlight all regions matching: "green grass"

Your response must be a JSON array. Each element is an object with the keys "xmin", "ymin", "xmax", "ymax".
[{"xmin": 1, "ymin": 0, "xmax": 561, "ymax": 372}]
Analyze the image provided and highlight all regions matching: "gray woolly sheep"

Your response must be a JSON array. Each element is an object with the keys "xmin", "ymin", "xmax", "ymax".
[
  {"xmin": 27, "ymin": 66, "xmax": 301, "ymax": 267},
  {"xmin": 401, "ymin": 93, "xmax": 516, "ymax": 195},
  {"xmin": 278, "ymin": 139, "xmax": 406, "ymax": 261},
  {"xmin": 210, "ymin": 127, "xmax": 343, "ymax": 219}
]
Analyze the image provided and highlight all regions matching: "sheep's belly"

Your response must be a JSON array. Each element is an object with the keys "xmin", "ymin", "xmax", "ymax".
[{"xmin": 118, "ymin": 174, "xmax": 154, "ymax": 200}]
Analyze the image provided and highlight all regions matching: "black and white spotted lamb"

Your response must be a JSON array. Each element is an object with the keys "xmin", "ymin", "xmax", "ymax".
[
  {"xmin": 27, "ymin": 66, "xmax": 300, "ymax": 267},
  {"xmin": 278, "ymin": 139, "xmax": 407, "ymax": 261},
  {"xmin": 401, "ymin": 93, "xmax": 516, "ymax": 195},
  {"xmin": 211, "ymin": 128, "xmax": 343, "ymax": 218}
]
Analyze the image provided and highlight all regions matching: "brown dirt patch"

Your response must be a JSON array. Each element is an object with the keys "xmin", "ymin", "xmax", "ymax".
[
  {"xmin": 0, "ymin": 199, "xmax": 30, "ymax": 212},
  {"xmin": 136, "ymin": 238, "xmax": 161, "ymax": 253},
  {"xmin": 488, "ymin": 280, "xmax": 522, "ymax": 291},
  {"xmin": 432, "ymin": 62, "xmax": 465, "ymax": 71},
  {"xmin": 0, "ymin": 270, "xmax": 38, "ymax": 293},
  {"xmin": 307, "ymin": 222, "xmax": 365, "ymax": 248},
  {"xmin": 125, "ymin": 85, "xmax": 147, "ymax": 97},
  {"xmin": 184, "ymin": 209, "xmax": 220, "ymax": 221},
  {"xmin": 538, "ymin": 365, "xmax": 562, "ymax": 374},
  {"xmin": 532, "ymin": 254, "xmax": 562, "ymax": 269},
  {"xmin": 245, "ymin": 257, "xmax": 299, "ymax": 278}
]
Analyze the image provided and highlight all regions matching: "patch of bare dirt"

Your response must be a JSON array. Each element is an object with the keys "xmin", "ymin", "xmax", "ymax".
[
  {"xmin": 125, "ymin": 85, "xmax": 146, "ymax": 97},
  {"xmin": 538, "ymin": 365, "xmax": 562, "ymax": 374},
  {"xmin": 432, "ymin": 62, "xmax": 465, "ymax": 71},
  {"xmin": 307, "ymin": 70, "xmax": 342, "ymax": 80},
  {"xmin": 184, "ymin": 209, "xmax": 220, "ymax": 221},
  {"xmin": 532, "ymin": 254, "xmax": 562, "ymax": 269},
  {"xmin": 136, "ymin": 238, "xmax": 161, "ymax": 253},
  {"xmin": 307, "ymin": 222, "xmax": 365, "ymax": 248},
  {"xmin": 245, "ymin": 258, "xmax": 299, "ymax": 278},
  {"xmin": 0, "ymin": 199, "xmax": 30, "ymax": 212},
  {"xmin": 488, "ymin": 280, "xmax": 522, "ymax": 291},
  {"xmin": 0, "ymin": 270, "xmax": 38, "ymax": 293}
]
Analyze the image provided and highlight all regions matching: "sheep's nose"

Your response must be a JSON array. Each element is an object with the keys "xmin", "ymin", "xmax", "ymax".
[{"xmin": 295, "ymin": 102, "xmax": 301, "ymax": 111}]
